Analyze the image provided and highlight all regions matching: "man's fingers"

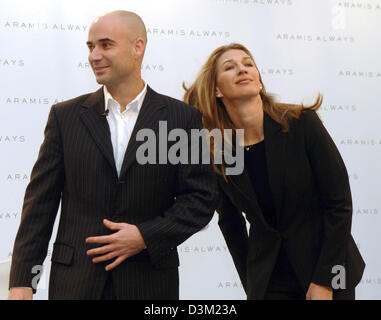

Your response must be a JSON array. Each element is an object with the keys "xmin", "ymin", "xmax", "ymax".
[
  {"xmin": 86, "ymin": 220, "xmax": 125, "ymax": 243},
  {"xmin": 105, "ymin": 254, "xmax": 129, "ymax": 271},
  {"xmin": 103, "ymin": 219, "xmax": 124, "ymax": 231},
  {"xmin": 86, "ymin": 234, "xmax": 113, "ymax": 244},
  {"xmin": 87, "ymin": 244, "xmax": 115, "ymax": 256},
  {"xmin": 91, "ymin": 250, "xmax": 123, "ymax": 264}
]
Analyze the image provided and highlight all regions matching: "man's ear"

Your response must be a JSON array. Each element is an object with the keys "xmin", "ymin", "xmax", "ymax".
[{"xmin": 134, "ymin": 37, "xmax": 145, "ymax": 60}]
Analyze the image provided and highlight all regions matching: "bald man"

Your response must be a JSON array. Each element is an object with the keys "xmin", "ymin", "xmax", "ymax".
[{"xmin": 8, "ymin": 11, "xmax": 218, "ymax": 300}]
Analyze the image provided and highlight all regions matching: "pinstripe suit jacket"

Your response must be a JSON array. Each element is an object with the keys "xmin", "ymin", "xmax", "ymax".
[{"xmin": 9, "ymin": 86, "xmax": 218, "ymax": 299}]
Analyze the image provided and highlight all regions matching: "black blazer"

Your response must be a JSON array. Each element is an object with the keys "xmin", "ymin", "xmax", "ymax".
[
  {"xmin": 217, "ymin": 110, "xmax": 365, "ymax": 300},
  {"xmin": 9, "ymin": 86, "xmax": 218, "ymax": 299}
]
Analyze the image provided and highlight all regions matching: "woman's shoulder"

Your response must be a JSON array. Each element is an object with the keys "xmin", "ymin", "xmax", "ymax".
[
  {"xmin": 301, "ymin": 109, "xmax": 325, "ymax": 131},
  {"xmin": 291, "ymin": 108, "xmax": 323, "ymax": 131}
]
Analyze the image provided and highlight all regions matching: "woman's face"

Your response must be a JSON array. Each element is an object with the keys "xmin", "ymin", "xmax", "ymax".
[{"xmin": 215, "ymin": 49, "xmax": 262, "ymax": 102}]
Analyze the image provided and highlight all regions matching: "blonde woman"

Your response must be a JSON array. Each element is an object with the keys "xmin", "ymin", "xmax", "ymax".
[{"xmin": 184, "ymin": 43, "xmax": 364, "ymax": 300}]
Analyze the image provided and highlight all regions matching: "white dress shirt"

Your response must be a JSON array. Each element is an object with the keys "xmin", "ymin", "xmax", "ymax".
[{"xmin": 103, "ymin": 83, "xmax": 147, "ymax": 177}]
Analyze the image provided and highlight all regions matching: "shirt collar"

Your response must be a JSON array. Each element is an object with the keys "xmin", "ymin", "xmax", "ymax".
[{"xmin": 103, "ymin": 81, "xmax": 147, "ymax": 113}]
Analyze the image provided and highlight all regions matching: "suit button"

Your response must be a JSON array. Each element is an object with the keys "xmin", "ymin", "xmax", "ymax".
[{"xmin": 117, "ymin": 180, "xmax": 125, "ymax": 184}]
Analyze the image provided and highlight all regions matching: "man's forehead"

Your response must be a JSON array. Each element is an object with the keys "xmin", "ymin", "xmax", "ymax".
[
  {"xmin": 93, "ymin": 12, "xmax": 122, "ymax": 25},
  {"xmin": 88, "ymin": 20, "xmax": 127, "ymax": 41},
  {"xmin": 86, "ymin": 37, "xmax": 116, "ymax": 45},
  {"xmin": 88, "ymin": 12, "xmax": 142, "ymax": 42}
]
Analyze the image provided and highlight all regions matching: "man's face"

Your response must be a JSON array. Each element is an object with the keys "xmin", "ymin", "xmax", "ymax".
[{"xmin": 87, "ymin": 16, "xmax": 136, "ymax": 87}]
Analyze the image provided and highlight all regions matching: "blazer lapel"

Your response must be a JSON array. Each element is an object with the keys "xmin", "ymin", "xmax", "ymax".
[
  {"xmin": 263, "ymin": 112, "xmax": 287, "ymax": 225},
  {"xmin": 119, "ymin": 86, "xmax": 167, "ymax": 178},
  {"xmin": 80, "ymin": 87, "xmax": 117, "ymax": 175},
  {"xmin": 227, "ymin": 169, "xmax": 256, "ymax": 205},
  {"xmin": 225, "ymin": 132, "xmax": 270, "ymax": 227},
  {"xmin": 227, "ymin": 164, "xmax": 273, "ymax": 229},
  {"xmin": 225, "ymin": 112, "xmax": 287, "ymax": 229}
]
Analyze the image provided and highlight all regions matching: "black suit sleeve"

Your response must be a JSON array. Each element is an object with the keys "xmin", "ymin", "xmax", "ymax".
[
  {"xmin": 302, "ymin": 110, "xmax": 353, "ymax": 288},
  {"xmin": 136, "ymin": 110, "xmax": 219, "ymax": 265},
  {"xmin": 217, "ymin": 190, "xmax": 248, "ymax": 291},
  {"xmin": 9, "ymin": 106, "xmax": 64, "ymax": 291}
]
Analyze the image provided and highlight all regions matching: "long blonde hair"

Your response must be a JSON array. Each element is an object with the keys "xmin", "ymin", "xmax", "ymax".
[{"xmin": 183, "ymin": 43, "xmax": 322, "ymax": 177}]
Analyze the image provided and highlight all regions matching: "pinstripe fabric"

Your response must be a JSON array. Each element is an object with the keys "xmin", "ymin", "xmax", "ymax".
[{"xmin": 9, "ymin": 86, "xmax": 219, "ymax": 300}]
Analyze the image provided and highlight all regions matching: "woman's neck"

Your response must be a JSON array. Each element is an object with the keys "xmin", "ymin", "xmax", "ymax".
[{"xmin": 223, "ymin": 94, "xmax": 264, "ymax": 146}]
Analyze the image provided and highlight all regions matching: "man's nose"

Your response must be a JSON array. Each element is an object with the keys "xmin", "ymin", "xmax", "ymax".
[{"xmin": 89, "ymin": 47, "xmax": 102, "ymax": 62}]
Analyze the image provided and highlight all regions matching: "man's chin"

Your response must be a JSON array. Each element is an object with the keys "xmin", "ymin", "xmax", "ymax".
[{"xmin": 94, "ymin": 76, "xmax": 107, "ymax": 85}]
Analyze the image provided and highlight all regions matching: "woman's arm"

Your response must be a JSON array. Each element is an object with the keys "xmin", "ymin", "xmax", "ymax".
[
  {"xmin": 302, "ymin": 110, "xmax": 353, "ymax": 288},
  {"xmin": 217, "ymin": 189, "xmax": 249, "ymax": 291}
]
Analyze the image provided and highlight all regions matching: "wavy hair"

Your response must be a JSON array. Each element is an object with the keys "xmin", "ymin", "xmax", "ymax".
[{"xmin": 183, "ymin": 43, "xmax": 322, "ymax": 177}]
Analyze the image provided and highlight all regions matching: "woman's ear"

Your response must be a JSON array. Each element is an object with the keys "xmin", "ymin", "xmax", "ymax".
[{"xmin": 216, "ymin": 87, "xmax": 223, "ymax": 98}]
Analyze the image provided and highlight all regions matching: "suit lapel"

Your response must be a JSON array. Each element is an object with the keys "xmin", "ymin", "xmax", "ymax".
[
  {"xmin": 227, "ymin": 169, "xmax": 256, "ymax": 205},
  {"xmin": 80, "ymin": 87, "xmax": 117, "ymax": 175},
  {"xmin": 119, "ymin": 86, "xmax": 167, "ymax": 178},
  {"xmin": 225, "ymin": 112, "xmax": 287, "ymax": 228},
  {"xmin": 228, "ymin": 160, "xmax": 277, "ymax": 229},
  {"xmin": 263, "ymin": 112, "xmax": 287, "ymax": 224}
]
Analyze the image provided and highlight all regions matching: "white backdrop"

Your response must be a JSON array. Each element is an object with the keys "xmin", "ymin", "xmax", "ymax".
[{"xmin": 0, "ymin": 0, "xmax": 380, "ymax": 300}]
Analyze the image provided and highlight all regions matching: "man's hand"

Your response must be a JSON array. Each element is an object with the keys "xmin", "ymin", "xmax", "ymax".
[
  {"xmin": 306, "ymin": 282, "xmax": 333, "ymax": 300},
  {"xmin": 8, "ymin": 287, "xmax": 33, "ymax": 300},
  {"xmin": 86, "ymin": 219, "xmax": 146, "ymax": 271}
]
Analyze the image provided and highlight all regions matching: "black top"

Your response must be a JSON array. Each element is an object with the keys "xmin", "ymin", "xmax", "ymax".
[
  {"xmin": 244, "ymin": 140, "xmax": 300, "ymax": 288},
  {"xmin": 244, "ymin": 140, "xmax": 277, "ymax": 228}
]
